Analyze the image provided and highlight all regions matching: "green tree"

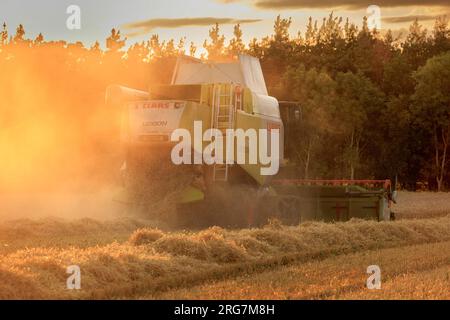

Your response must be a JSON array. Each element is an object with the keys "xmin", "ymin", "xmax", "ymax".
[
  {"xmin": 412, "ymin": 52, "xmax": 450, "ymax": 191},
  {"xmin": 430, "ymin": 16, "xmax": 450, "ymax": 56},
  {"xmin": 247, "ymin": 37, "xmax": 263, "ymax": 58},
  {"xmin": 106, "ymin": 28, "xmax": 126, "ymax": 52},
  {"xmin": 148, "ymin": 34, "xmax": 163, "ymax": 59},
  {"xmin": 382, "ymin": 55, "xmax": 414, "ymax": 97},
  {"xmin": 203, "ymin": 23, "xmax": 225, "ymax": 60},
  {"xmin": 13, "ymin": 24, "xmax": 25, "ymax": 43},
  {"xmin": 163, "ymin": 39, "xmax": 177, "ymax": 57},
  {"xmin": 304, "ymin": 17, "xmax": 317, "ymax": 46},
  {"xmin": 273, "ymin": 15, "xmax": 291, "ymax": 44},
  {"xmin": 403, "ymin": 19, "xmax": 429, "ymax": 69},
  {"xmin": 177, "ymin": 37, "xmax": 186, "ymax": 55},
  {"xmin": 283, "ymin": 65, "xmax": 336, "ymax": 178},
  {"xmin": 189, "ymin": 41, "xmax": 197, "ymax": 57},
  {"xmin": 34, "ymin": 33, "xmax": 44, "ymax": 45},
  {"xmin": 228, "ymin": 24, "xmax": 245, "ymax": 57},
  {"xmin": 261, "ymin": 16, "xmax": 294, "ymax": 92},
  {"xmin": 344, "ymin": 18, "xmax": 357, "ymax": 43},
  {"xmin": 333, "ymin": 72, "xmax": 385, "ymax": 179},
  {"xmin": 0, "ymin": 22, "xmax": 8, "ymax": 46},
  {"xmin": 316, "ymin": 13, "xmax": 343, "ymax": 46}
]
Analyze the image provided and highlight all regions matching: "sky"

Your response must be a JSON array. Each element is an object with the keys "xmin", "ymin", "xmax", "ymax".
[{"xmin": 0, "ymin": 0, "xmax": 449, "ymax": 51}]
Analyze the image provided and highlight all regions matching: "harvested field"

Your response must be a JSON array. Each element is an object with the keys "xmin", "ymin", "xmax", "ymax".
[
  {"xmin": 0, "ymin": 215, "xmax": 449, "ymax": 299},
  {"xmin": 392, "ymin": 191, "xmax": 450, "ymax": 219},
  {"xmin": 0, "ymin": 191, "xmax": 449, "ymax": 299},
  {"xmin": 148, "ymin": 241, "xmax": 450, "ymax": 300},
  {"xmin": 0, "ymin": 216, "xmax": 164, "ymax": 255}
]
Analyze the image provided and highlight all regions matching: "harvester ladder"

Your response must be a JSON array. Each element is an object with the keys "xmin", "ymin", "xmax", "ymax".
[{"xmin": 212, "ymin": 84, "xmax": 236, "ymax": 182}]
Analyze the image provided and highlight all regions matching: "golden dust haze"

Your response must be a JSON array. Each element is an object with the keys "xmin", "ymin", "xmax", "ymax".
[{"xmin": 0, "ymin": 39, "xmax": 174, "ymax": 193}]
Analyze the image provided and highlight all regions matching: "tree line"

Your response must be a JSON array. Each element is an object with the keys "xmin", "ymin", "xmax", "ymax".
[{"xmin": 0, "ymin": 14, "xmax": 449, "ymax": 190}]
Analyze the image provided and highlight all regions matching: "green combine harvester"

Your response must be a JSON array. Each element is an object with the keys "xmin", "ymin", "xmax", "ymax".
[{"xmin": 106, "ymin": 55, "xmax": 396, "ymax": 227}]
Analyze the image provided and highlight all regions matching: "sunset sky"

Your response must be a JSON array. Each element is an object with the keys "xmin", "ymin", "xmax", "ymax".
[{"xmin": 0, "ymin": 0, "xmax": 449, "ymax": 51}]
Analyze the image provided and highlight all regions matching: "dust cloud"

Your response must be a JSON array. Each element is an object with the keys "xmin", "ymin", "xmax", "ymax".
[{"xmin": 0, "ymin": 187, "xmax": 126, "ymax": 222}]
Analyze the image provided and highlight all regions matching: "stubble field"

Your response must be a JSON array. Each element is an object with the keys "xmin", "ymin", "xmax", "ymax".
[{"xmin": 0, "ymin": 191, "xmax": 449, "ymax": 300}]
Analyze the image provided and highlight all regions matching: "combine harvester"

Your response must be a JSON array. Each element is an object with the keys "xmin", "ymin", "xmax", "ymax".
[{"xmin": 106, "ymin": 55, "xmax": 396, "ymax": 227}]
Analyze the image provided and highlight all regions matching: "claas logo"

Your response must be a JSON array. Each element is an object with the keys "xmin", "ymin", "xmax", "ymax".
[
  {"xmin": 132, "ymin": 102, "xmax": 184, "ymax": 109},
  {"xmin": 142, "ymin": 102, "xmax": 170, "ymax": 109}
]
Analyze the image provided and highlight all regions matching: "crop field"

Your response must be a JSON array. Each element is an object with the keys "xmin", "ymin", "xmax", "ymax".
[
  {"xmin": 0, "ymin": 191, "xmax": 449, "ymax": 300},
  {"xmin": 392, "ymin": 191, "xmax": 450, "ymax": 220},
  {"xmin": 149, "ymin": 241, "xmax": 450, "ymax": 300}
]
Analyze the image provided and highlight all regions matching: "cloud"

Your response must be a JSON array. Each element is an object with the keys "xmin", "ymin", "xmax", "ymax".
[
  {"xmin": 223, "ymin": 0, "xmax": 450, "ymax": 10},
  {"xmin": 123, "ymin": 17, "xmax": 262, "ymax": 37},
  {"xmin": 383, "ymin": 14, "xmax": 449, "ymax": 23}
]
